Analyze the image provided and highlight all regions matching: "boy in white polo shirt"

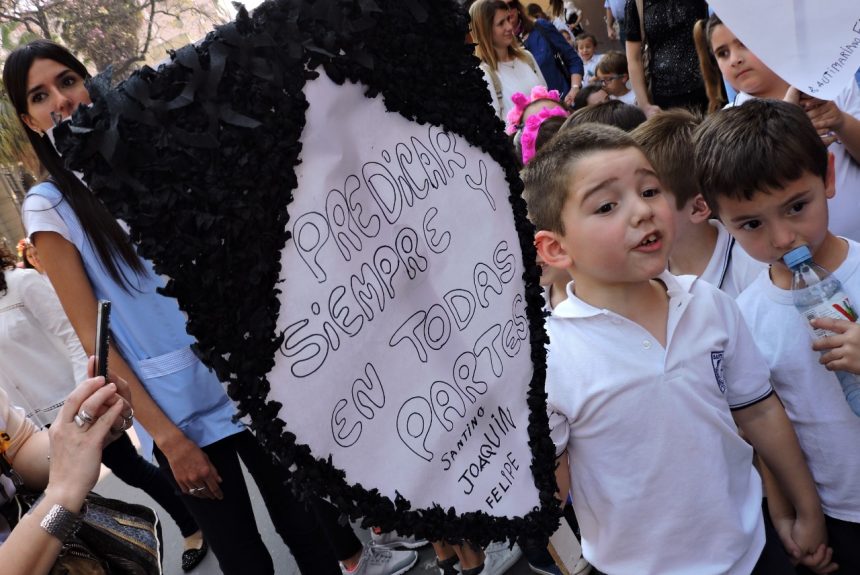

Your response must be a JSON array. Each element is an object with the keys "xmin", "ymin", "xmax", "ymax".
[
  {"xmin": 696, "ymin": 99, "xmax": 860, "ymax": 574},
  {"xmin": 521, "ymin": 123, "xmax": 827, "ymax": 575},
  {"xmin": 631, "ymin": 109, "xmax": 765, "ymax": 297}
]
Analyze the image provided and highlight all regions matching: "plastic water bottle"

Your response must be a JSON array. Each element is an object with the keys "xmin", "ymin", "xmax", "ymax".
[{"xmin": 784, "ymin": 245, "xmax": 860, "ymax": 417}]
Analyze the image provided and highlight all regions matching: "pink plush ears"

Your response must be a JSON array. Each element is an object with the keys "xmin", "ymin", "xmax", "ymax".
[
  {"xmin": 505, "ymin": 85, "xmax": 561, "ymax": 135},
  {"xmin": 520, "ymin": 106, "xmax": 569, "ymax": 165}
]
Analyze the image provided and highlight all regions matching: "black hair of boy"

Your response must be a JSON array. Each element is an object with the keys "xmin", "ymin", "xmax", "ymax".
[
  {"xmin": 534, "ymin": 115, "xmax": 567, "ymax": 154},
  {"xmin": 632, "ymin": 108, "xmax": 703, "ymax": 209},
  {"xmin": 565, "ymin": 100, "xmax": 646, "ymax": 132},
  {"xmin": 694, "ymin": 99, "xmax": 828, "ymax": 215},
  {"xmin": 522, "ymin": 123, "xmax": 638, "ymax": 234},
  {"xmin": 576, "ymin": 33, "xmax": 597, "ymax": 47},
  {"xmin": 526, "ymin": 2, "xmax": 546, "ymax": 19},
  {"xmin": 595, "ymin": 50, "xmax": 628, "ymax": 76},
  {"xmin": 572, "ymin": 84, "xmax": 604, "ymax": 110}
]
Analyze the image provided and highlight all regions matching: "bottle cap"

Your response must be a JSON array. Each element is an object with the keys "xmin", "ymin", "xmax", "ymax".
[{"xmin": 783, "ymin": 245, "xmax": 812, "ymax": 269}]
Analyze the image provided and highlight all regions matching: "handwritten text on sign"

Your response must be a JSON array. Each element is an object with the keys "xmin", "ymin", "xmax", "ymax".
[
  {"xmin": 709, "ymin": 0, "xmax": 860, "ymax": 100},
  {"xmin": 269, "ymin": 73, "xmax": 538, "ymax": 516}
]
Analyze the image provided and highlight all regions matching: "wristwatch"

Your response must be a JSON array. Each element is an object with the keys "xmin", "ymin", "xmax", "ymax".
[{"xmin": 40, "ymin": 503, "xmax": 86, "ymax": 542}]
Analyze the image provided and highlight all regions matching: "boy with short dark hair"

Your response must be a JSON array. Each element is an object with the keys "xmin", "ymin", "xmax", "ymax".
[
  {"xmin": 574, "ymin": 34, "xmax": 601, "ymax": 86},
  {"xmin": 632, "ymin": 109, "xmax": 763, "ymax": 296},
  {"xmin": 594, "ymin": 50, "xmax": 636, "ymax": 106},
  {"xmin": 522, "ymin": 122, "xmax": 826, "ymax": 574},
  {"xmin": 696, "ymin": 98, "xmax": 860, "ymax": 573}
]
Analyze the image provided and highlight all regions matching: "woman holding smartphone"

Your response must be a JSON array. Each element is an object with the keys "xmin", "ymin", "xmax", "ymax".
[{"xmin": 3, "ymin": 40, "xmax": 343, "ymax": 575}]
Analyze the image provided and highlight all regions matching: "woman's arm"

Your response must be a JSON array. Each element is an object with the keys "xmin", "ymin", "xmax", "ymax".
[
  {"xmin": 32, "ymin": 231, "xmax": 223, "ymax": 499},
  {"xmin": 0, "ymin": 376, "xmax": 125, "ymax": 575},
  {"xmin": 625, "ymin": 40, "xmax": 659, "ymax": 117},
  {"xmin": 542, "ymin": 22, "xmax": 584, "ymax": 104}
]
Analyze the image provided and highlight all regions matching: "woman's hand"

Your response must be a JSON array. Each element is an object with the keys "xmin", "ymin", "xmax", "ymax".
[
  {"xmin": 160, "ymin": 435, "xmax": 224, "ymax": 500},
  {"xmin": 45, "ymin": 374, "xmax": 126, "ymax": 504}
]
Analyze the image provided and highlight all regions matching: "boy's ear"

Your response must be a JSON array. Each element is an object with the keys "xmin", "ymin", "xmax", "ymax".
[
  {"xmin": 688, "ymin": 194, "xmax": 712, "ymax": 224},
  {"xmin": 825, "ymin": 152, "xmax": 836, "ymax": 199},
  {"xmin": 534, "ymin": 230, "xmax": 573, "ymax": 270}
]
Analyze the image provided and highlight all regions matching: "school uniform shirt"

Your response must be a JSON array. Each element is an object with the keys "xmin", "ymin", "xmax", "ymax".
[
  {"xmin": 736, "ymin": 238, "xmax": 860, "ymax": 523},
  {"xmin": 22, "ymin": 183, "xmax": 244, "ymax": 457},
  {"xmin": 699, "ymin": 220, "xmax": 766, "ymax": 298},
  {"xmin": 0, "ymin": 268, "xmax": 87, "ymax": 427},
  {"xmin": 610, "ymin": 89, "xmax": 637, "ymax": 106},
  {"xmin": 729, "ymin": 79, "xmax": 860, "ymax": 241},
  {"xmin": 546, "ymin": 271, "xmax": 770, "ymax": 575},
  {"xmin": 0, "ymin": 383, "xmax": 37, "ymax": 543},
  {"xmin": 581, "ymin": 54, "xmax": 602, "ymax": 87}
]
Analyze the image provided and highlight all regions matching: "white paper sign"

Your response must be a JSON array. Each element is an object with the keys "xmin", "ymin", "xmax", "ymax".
[
  {"xmin": 709, "ymin": 0, "xmax": 860, "ymax": 100},
  {"xmin": 269, "ymin": 72, "xmax": 540, "ymax": 517}
]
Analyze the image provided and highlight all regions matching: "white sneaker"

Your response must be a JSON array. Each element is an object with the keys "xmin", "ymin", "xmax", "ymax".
[
  {"xmin": 370, "ymin": 528, "xmax": 430, "ymax": 549},
  {"xmin": 481, "ymin": 541, "xmax": 522, "ymax": 575},
  {"xmin": 341, "ymin": 544, "xmax": 418, "ymax": 575}
]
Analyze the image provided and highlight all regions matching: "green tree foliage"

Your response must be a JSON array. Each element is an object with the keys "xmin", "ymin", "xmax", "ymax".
[{"xmin": 0, "ymin": 0, "xmax": 226, "ymax": 170}]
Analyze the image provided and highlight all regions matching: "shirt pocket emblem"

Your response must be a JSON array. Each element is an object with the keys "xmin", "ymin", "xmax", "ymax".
[{"xmin": 711, "ymin": 350, "xmax": 726, "ymax": 393}]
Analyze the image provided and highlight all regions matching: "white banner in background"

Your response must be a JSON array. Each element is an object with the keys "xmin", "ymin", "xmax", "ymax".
[
  {"xmin": 269, "ymin": 72, "xmax": 539, "ymax": 517},
  {"xmin": 709, "ymin": 0, "xmax": 860, "ymax": 100}
]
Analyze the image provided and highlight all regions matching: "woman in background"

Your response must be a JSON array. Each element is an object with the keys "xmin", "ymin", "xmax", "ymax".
[{"xmin": 471, "ymin": 0, "xmax": 547, "ymax": 120}]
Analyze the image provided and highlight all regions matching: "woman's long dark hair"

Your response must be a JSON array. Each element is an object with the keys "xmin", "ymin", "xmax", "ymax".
[{"xmin": 2, "ymin": 40, "xmax": 145, "ymax": 289}]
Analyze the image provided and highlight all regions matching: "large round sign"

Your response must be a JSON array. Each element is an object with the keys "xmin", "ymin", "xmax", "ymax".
[{"xmin": 54, "ymin": 0, "xmax": 560, "ymax": 542}]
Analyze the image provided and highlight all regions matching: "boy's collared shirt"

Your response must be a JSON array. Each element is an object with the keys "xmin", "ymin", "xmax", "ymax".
[
  {"xmin": 700, "ymin": 220, "xmax": 766, "ymax": 298},
  {"xmin": 737, "ymin": 238, "xmax": 860, "ymax": 523},
  {"xmin": 546, "ymin": 271, "xmax": 770, "ymax": 575}
]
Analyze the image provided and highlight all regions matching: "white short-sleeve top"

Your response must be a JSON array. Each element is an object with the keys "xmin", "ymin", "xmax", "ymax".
[{"xmin": 546, "ymin": 271, "xmax": 770, "ymax": 575}]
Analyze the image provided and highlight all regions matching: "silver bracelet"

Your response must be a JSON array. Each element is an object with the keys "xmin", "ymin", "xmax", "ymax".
[{"xmin": 39, "ymin": 503, "xmax": 85, "ymax": 542}]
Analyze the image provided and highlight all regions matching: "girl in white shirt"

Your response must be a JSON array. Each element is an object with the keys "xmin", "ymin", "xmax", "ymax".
[{"xmin": 696, "ymin": 13, "xmax": 860, "ymax": 241}]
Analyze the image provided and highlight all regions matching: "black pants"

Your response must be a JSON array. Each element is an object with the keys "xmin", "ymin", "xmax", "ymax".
[
  {"xmin": 154, "ymin": 430, "xmax": 342, "ymax": 575},
  {"xmin": 797, "ymin": 514, "xmax": 860, "ymax": 575},
  {"xmin": 100, "ymin": 431, "xmax": 198, "ymax": 536},
  {"xmin": 308, "ymin": 495, "xmax": 365, "ymax": 561}
]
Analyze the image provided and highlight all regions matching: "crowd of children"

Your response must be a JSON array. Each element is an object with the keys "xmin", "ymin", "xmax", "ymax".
[
  {"xmin": 516, "ymin": 58, "xmax": 860, "ymax": 575},
  {"xmin": 490, "ymin": 2, "xmax": 860, "ymax": 573},
  {"xmin": 3, "ymin": 2, "xmax": 860, "ymax": 575}
]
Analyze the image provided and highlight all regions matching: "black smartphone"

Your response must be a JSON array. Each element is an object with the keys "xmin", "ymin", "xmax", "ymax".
[{"xmin": 94, "ymin": 300, "xmax": 111, "ymax": 379}]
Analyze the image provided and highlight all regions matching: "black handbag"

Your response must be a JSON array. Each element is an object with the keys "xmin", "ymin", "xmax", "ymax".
[
  {"xmin": 50, "ymin": 493, "xmax": 163, "ymax": 575},
  {"xmin": 2, "ymin": 449, "xmax": 163, "ymax": 574}
]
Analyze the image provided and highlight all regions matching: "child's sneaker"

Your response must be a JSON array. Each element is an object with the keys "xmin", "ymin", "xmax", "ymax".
[
  {"xmin": 436, "ymin": 554, "xmax": 460, "ymax": 575},
  {"xmin": 341, "ymin": 544, "xmax": 418, "ymax": 575},
  {"xmin": 480, "ymin": 541, "xmax": 522, "ymax": 575},
  {"xmin": 370, "ymin": 527, "xmax": 429, "ymax": 549},
  {"xmin": 527, "ymin": 561, "xmax": 564, "ymax": 575}
]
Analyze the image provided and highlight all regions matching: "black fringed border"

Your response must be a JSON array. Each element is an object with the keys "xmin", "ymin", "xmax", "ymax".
[{"xmin": 55, "ymin": 0, "xmax": 559, "ymax": 544}]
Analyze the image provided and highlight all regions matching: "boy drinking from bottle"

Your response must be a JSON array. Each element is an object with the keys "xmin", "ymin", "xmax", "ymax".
[
  {"xmin": 522, "ymin": 122, "xmax": 825, "ymax": 574},
  {"xmin": 695, "ymin": 98, "xmax": 860, "ymax": 573}
]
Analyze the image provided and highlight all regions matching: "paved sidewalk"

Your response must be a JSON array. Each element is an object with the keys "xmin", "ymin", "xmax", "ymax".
[{"xmin": 95, "ymin": 465, "xmax": 536, "ymax": 575}]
